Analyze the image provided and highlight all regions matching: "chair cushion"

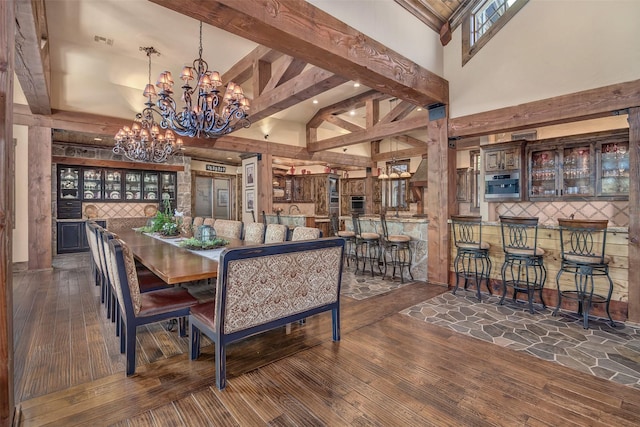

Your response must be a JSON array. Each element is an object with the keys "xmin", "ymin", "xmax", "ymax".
[
  {"xmin": 337, "ymin": 230, "xmax": 355, "ymax": 238},
  {"xmin": 505, "ymin": 247, "xmax": 545, "ymax": 256},
  {"xmin": 138, "ymin": 288, "xmax": 198, "ymax": 317},
  {"xmin": 190, "ymin": 301, "xmax": 216, "ymax": 329},
  {"xmin": 457, "ymin": 241, "xmax": 490, "ymax": 250},
  {"xmin": 359, "ymin": 232, "xmax": 380, "ymax": 240},
  {"xmin": 387, "ymin": 234, "xmax": 410, "ymax": 243},
  {"xmin": 564, "ymin": 254, "xmax": 611, "ymax": 265}
]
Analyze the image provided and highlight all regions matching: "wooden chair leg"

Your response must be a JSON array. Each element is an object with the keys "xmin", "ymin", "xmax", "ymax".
[{"xmin": 126, "ymin": 324, "xmax": 137, "ymax": 376}]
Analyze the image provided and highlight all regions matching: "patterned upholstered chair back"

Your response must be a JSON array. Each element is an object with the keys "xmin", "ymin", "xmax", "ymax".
[
  {"xmin": 264, "ymin": 224, "xmax": 288, "ymax": 243},
  {"xmin": 243, "ymin": 222, "xmax": 265, "ymax": 244},
  {"xmin": 180, "ymin": 216, "xmax": 193, "ymax": 237},
  {"xmin": 291, "ymin": 226, "xmax": 321, "ymax": 241},
  {"xmin": 109, "ymin": 239, "xmax": 143, "ymax": 317},
  {"xmin": 203, "ymin": 217, "xmax": 216, "ymax": 227},
  {"xmin": 213, "ymin": 220, "xmax": 243, "ymax": 239},
  {"xmin": 192, "ymin": 217, "xmax": 205, "ymax": 228}
]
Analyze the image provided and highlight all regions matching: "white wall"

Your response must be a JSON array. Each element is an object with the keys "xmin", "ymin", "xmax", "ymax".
[
  {"xmin": 308, "ymin": 0, "xmax": 444, "ymax": 76},
  {"xmin": 12, "ymin": 125, "xmax": 29, "ymax": 263},
  {"xmin": 444, "ymin": 0, "xmax": 640, "ymax": 118}
]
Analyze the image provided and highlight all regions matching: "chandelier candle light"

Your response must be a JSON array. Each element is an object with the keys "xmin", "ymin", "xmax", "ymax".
[
  {"xmin": 155, "ymin": 21, "xmax": 250, "ymax": 138},
  {"xmin": 114, "ymin": 47, "xmax": 184, "ymax": 163}
]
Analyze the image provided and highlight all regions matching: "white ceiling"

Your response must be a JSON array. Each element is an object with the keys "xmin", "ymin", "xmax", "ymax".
[{"xmin": 38, "ymin": 0, "xmax": 432, "ymax": 165}]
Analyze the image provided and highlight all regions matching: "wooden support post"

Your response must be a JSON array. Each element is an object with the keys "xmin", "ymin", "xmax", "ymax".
[
  {"xmin": 27, "ymin": 126, "xmax": 52, "ymax": 270},
  {"xmin": 427, "ymin": 116, "xmax": 454, "ymax": 286},
  {"xmin": 0, "ymin": 0, "xmax": 15, "ymax": 424},
  {"xmin": 257, "ymin": 153, "xmax": 273, "ymax": 222},
  {"xmin": 628, "ymin": 108, "xmax": 640, "ymax": 323}
]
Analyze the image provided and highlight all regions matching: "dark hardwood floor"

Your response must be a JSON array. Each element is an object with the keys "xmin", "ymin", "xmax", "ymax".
[{"xmin": 12, "ymin": 254, "xmax": 640, "ymax": 426}]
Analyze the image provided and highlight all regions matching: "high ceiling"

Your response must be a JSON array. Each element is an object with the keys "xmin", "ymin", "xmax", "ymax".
[{"xmin": 18, "ymin": 0, "xmax": 472, "ymax": 167}]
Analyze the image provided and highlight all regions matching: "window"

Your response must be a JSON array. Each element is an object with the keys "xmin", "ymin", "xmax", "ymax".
[
  {"xmin": 382, "ymin": 160, "xmax": 410, "ymax": 211},
  {"xmin": 462, "ymin": 0, "xmax": 528, "ymax": 65}
]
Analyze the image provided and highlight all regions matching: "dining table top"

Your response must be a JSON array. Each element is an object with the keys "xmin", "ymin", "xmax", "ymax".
[{"xmin": 114, "ymin": 229, "xmax": 247, "ymax": 285}]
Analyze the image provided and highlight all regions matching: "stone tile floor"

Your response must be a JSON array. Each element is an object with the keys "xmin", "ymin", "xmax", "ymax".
[
  {"xmin": 402, "ymin": 289, "xmax": 640, "ymax": 390},
  {"xmin": 340, "ymin": 263, "xmax": 412, "ymax": 300}
]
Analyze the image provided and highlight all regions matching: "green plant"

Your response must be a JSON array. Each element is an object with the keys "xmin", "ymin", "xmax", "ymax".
[
  {"xmin": 150, "ymin": 199, "xmax": 178, "ymax": 234},
  {"xmin": 179, "ymin": 237, "xmax": 229, "ymax": 250}
]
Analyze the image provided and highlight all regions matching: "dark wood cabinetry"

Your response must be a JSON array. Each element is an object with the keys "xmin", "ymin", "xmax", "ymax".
[
  {"xmin": 57, "ymin": 220, "xmax": 105, "ymax": 254},
  {"xmin": 56, "ymin": 164, "xmax": 177, "ymax": 212}
]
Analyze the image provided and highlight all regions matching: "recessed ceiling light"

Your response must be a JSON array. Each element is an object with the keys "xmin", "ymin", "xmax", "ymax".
[
  {"xmin": 353, "ymin": 82, "xmax": 360, "ymax": 88},
  {"xmin": 417, "ymin": 107, "xmax": 423, "ymax": 112},
  {"xmin": 312, "ymin": 99, "xmax": 318, "ymax": 104},
  {"xmin": 93, "ymin": 137, "xmax": 102, "ymax": 141},
  {"xmin": 349, "ymin": 110, "xmax": 356, "ymax": 116},
  {"xmin": 227, "ymin": 157, "xmax": 232, "ymax": 160}
]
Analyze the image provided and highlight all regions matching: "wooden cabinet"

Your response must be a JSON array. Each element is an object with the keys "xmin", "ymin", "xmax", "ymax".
[
  {"xmin": 348, "ymin": 178, "xmax": 365, "ymax": 195},
  {"xmin": 484, "ymin": 142, "xmax": 522, "ymax": 172},
  {"xmin": 57, "ymin": 220, "xmax": 105, "ymax": 254},
  {"xmin": 292, "ymin": 175, "xmax": 313, "ymax": 202}
]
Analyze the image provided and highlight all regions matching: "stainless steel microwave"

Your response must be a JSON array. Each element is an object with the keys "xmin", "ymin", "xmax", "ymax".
[
  {"xmin": 350, "ymin": 196, "xmax": 365, "ymax": 214},
  {"xmin": 484, "ymin": 172, "xmax": 521, "ymax": 200}
]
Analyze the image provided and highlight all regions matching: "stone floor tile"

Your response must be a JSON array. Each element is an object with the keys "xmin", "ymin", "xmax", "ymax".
[{"xmin": 404, "ymin": 290, "xmax": 640, "ymax": 390}]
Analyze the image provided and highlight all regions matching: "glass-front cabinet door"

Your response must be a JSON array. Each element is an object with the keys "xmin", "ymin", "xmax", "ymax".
[
  {"xmin": 82, "ymin": 168, "xmax": 102, "ymax": 200},
  {"xmin": 142, "ymin": 172, "xmax": 159, "ymax": 201},
  {"xmin": 529, "ymin": 148, "xmax": 558, "ymax": 198},
  {"xmin": 124, "ymin": 171, "xmax": 142, "ymax": 200},
  {"xmin": 104, "ymin": 169, "xmax": 123, "ymax": 200},
  {"xmin": 599, "ymin": 141, "xmax": 629, "ymax": 196},
  {"xmin": 59, "ymin": 167, "xmax": 80, "ymax": 199},
  {"xmin": 160, "ymin": 172, "xmax": 177, "ymax": 208},
  {"xmin": 562, "ymin": 145, "xmax": 594, "ymax": 197}
]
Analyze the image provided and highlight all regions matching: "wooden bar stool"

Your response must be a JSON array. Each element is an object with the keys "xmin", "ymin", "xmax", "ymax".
[
  {"xmin": 450, "ymin": 215, "xmax": 492, "ymax": 301},
  {"xmin": 499, "ymin": 216, "xmax": 546, "ymax": 314},
  {"xmin": 554, "ymin": 218, "xmax": 616, "ymax": 329},
  {"xmin": 380, "ymin": 214, "xmax": 413, "ymax": 283}
]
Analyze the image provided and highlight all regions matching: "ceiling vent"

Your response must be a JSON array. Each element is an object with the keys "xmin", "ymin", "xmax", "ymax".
[{"xmin": 93, "ymin": 35, "xmax": 114, "ymax": 46}]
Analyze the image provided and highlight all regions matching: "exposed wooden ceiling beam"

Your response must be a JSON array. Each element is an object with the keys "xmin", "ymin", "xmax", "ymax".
[
  {"xmin": 378, "ymin": 100, "xmax": 416, "ymax": 125},
  {"xmin": 221, "ymin": 45, "xmax": 281, "ymax": 85},
  {"xmin": 323, "ymin": 115, "xmax": 364, "ymax": 133},
  {"xmin": 15, "ymin": 0, "xmax": 51, "ymax": 115},
  {"xmin": 307, "ymin": 90, "xmax": 390, "ymax": 128},
  {"xmin": 393, "ymin": 135, "xmax": 427, "ymax": 148},
  {"xmin": 371, "ymin": 145, "xmax": 427, "ymax": 162},
  {"xmin": 262, "ymin": 56, "xmax": 307, "ymax": 93},
  {"xmin": 308, "ymin": 114, "xmax": 428, "ymax": 152},
  {"xmin": 249, "ymin": 67, "xmax": 348, "ymax": 123},
  {"xmin": 199, "ymin": 136, "xmax": 371, "ymax": 167},
  {"xmin": 448, "ymin": 79, "xmax": 640, "ymax": 138},
  {"xmin": 149, "ymin": 0, "xmax": 449, "ymax": 107}
]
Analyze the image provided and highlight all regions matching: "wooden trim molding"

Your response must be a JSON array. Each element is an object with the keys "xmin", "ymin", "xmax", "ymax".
[
  {"xmin": 627, "ymin": 107, "xmax": 640, "ymax": 323},
  {"xmin": 449, "ymin": 79, "xmax": 640, "ymax": 138},
  {"xmin": 52, "ymin": 156, "xmax": 185, "ymax": 172}
]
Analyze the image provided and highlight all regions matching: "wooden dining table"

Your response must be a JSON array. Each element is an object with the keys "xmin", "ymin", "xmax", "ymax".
[{"xmin": 115, "ymin": 229, "xmax": 247, "ymax": 285}]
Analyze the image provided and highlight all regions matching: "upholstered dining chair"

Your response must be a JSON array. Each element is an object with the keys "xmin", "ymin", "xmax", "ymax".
[
  {"xmin": 243, "ymin": 222, "xmax": 266, "ymax": 244},
  {"xmin": 291, "ymin": 226, "xmax": 321, "ymax": 241},
  {"xmin": 213, "ymin": 219, "xmax": 243, "ymax": 239},
  {"xmin": 264, "ymin": 224, "xmax": 288, "ymax": 243},
  {"xmin": 203, "ymin": 217, "xmax": 216, "ymax": 227},
  {"xmin": 192, "ymin": 217, "xmax": 205, "ymax": 228},
  {"xmin": 108, "ymin": 238, "xmax": 199, "ymax": 376},
  {"xmin": 85, "ymin": 221, "xmax": 102, "ymax": 291}
]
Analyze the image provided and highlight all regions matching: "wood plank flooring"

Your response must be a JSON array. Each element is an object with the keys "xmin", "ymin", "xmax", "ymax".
[{"xmin": 13, "ymin": 254, "xmax": 640, "ymax": 426}]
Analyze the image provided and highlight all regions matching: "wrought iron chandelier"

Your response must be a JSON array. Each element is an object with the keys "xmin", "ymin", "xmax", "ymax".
[
  {"xmin": 154, "ymin": 22, "xmax": 250, "ymax": 138},
  {"xmin": 114, "ymin": 47, "xmax": 184, "ymax": 163}
]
